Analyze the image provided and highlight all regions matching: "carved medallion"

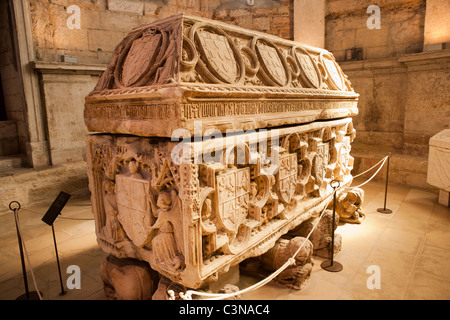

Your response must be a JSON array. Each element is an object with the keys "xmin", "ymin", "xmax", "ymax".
[
  {"xmin": 253, "ymin": 38, "xmax": 290, "ymax": 87},
  {"xmin": 215, "ymin": 168, "xmax": 250, "ymax": 233},
  {"xmin": 276, "ymin": 153, "xmax": 298, "ymax": 204},
  {"xmin": 116, "ymin": 175, "xmax": 153, "ymax": 247},
  {"xmin": 189, "ymin": 23, "xmax": 244, "ymax": 84},
  {"xmin": 114, "ymin": 27, "xmax": 170, "ymax": 88},
  {"xmin": 197, "ymin": 30, "xmax": 237, "ymax": 83},
  {"xmin": 320, "ymin": 53, "xmax": 345, "ymax": 91},
  {"xmin": 121, "ymin": 31, "xmax": 162, "ymax": 87},
  {"xmin": 293, "ymin": 47, "xmax": 322, "ymax": 89}
]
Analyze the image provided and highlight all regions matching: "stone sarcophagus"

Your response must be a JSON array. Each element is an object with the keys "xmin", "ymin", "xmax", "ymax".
[{"xmin": 84, "ymin": 14, "xmax": 359, "ymax": 292}]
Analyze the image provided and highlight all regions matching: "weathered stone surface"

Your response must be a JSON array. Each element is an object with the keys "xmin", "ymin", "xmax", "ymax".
[
  {"xmin": 100, "ymin": 254, "xmax": 159, "ymax": 300},
  {"xmin": 31, "ymin": 62, "xmax": 105, "ymax": 166},
  {"xmin": 343, "ymin": 50, "xmax": 450, "ymax": 191},
  {"xmin": 260, "ymin": 236, "xmax": 314, "ymax": 290},
  {"xmin": 327, "ymin": 187, "xmax": 365, "ymax": 224},
  {"xmin": 85, "ymin": 15, "xmax": 358, "ymax": 293},
  {"xmin": 84, "ymin": 14, "xmax": 358, "ymax": 138},
  {"xmin": 289, "ymin": 209, "xmax": 342, "ymax": 259},
  {"xmin": 86, "ymin": 116, "xmax": 356, "ymax": 289},
  {"xmin": 325, "ymin": 0, "xmax": 426, "ymax": 61},
  {"xmin": 0, "ymin": 161, "xmax": 89, "ymax": 215},
  {"xmin": 427, "ymin": 129, "xmax": 450, "ymax": 206}
]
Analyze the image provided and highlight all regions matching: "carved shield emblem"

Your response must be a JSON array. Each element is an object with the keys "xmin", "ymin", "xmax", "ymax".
[
  {"xmin": 121, "ymin": 30, "xmax": 162, "ymax": 87},
  {"xmin": 256, "ymin": 40, "xmax": 287, "ymax": 86},
  {"xmin": 115, "ymin": 175, "xmax": 152, "ymax": 247},
  {"xmin": 215, "ymin": 168, "xmax": 250, "ymax": 233},
  {"xmin": 276, "ymin": 153, "xmax": 297, "ymax": 204},
  {"xmin": 322, "ymin": 57, "xmax": 344, "ymax": 91},
  {"xmin": 197, "ymin": 30, "xmax": 238, "ymax": 83},
  {"xmin": 295, "ymin": 48, "xmax": 321, "ymax": 89},
  {"xmin": 317, "ymin": 142, "xmax": 330, "ymax": 167}
]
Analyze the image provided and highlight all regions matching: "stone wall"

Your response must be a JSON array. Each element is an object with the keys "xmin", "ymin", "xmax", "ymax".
[
  {"xmin": 324, "ymin": 0, "xmax": 450, "ymax": 190},
  {"xmin": 32, "ymin": 62, "xmax": 104, "ymax": 165},
  {"xmin": 213, "ymin": 0, "xmax": 293, "ymax": 40},
  {"xmin": 29, "ymin": 0, "xmax": 293, "ymax": 66},
  {"xmin": 326, "ymin": 0, "xmax": 425, "ymax": 62},
  {"xmin": 3, "ymin": 0, "xmax": 449, "ymax": 192},
  {"xmin": 20, "ymin": 0, "xmax": 294, "ymax": 169}
]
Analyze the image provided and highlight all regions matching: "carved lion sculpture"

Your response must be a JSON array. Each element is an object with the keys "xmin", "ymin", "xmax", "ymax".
[
  {"xmin": 289, "ymin": 209, "xmax": 342, "ymax": 259},
  {"xmin": 328, "ymin": 187, "xmax": 365, "ymax": 224},
  {"xmin": 100, "ymin": 254, "xmax": 159, "ymax": 300},
  {"xmin": 261, "ymin": 236, "xmax": 314, "ymax": 290}
]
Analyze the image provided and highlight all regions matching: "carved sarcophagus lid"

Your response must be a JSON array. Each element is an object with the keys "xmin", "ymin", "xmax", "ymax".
[{"xmin": 84, "ymin": 14, "xmax": 358, "ymax": 137}]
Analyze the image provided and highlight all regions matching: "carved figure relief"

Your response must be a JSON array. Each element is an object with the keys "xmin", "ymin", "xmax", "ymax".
[
  {"xmin": 86, "ymin": 15, "xmax": 359, "ymax": 293},
  {"xmin": 263, "ymin": 237, "xmax": 314, "ymax": 290},
  {"xmin": 289, "ymin": 209, "xmax": 342, "ymax": 259},
  {"xmin": 151, "ymin": 221, "xmax": 184, "ymax": 270}
]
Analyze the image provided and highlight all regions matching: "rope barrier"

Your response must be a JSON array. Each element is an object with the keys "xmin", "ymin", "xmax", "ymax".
[
  {"xmin": 170, "ymin": 190, "xmax": 336, "ymax": 300},
  {"xmin": 7, "ymin": 153, "xmax": 390, "ymax": 301},
  {"xmin": 168, "ymin": 153, "xmax": 391, "ymax": 300},
  {"xmin": 346, "ymin": 155, "xmax": 389, "ymax": 189},
  {"xmin": 352, "ymin": 155, "xmax": 388, "ymax": 180}
]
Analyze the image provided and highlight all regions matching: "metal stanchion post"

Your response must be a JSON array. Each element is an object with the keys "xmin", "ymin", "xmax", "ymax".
[
  {"xmin": 377, "ymin": 153, "xmax": 393, "ymax": 214},
  {"xmin": 321, "ymin": 180, "xmax": 343, "ymax": 272},
  {"xmin": 51, "ymin": 224, "xmax": 67, "ymax": 296},
  {"xmin": 42, "ymin": 191, "xmax": 71, "ymax": 296},
  {"xmin": 9, "ymin": 201, "xmax": 41, "ymax": 300}
]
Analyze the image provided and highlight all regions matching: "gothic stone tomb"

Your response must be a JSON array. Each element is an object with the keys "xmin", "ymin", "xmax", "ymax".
[{"xmin": 84, "ymin": 14, "xmax": 359, "ymax": 297}]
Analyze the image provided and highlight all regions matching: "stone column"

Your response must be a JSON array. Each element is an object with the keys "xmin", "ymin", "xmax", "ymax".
[
  {"xmin": 293, "ymin": 0, "xmax": 325, "ymax": 48},
  {"xmin": 12, "ymin": 0, "xmax": 50, "ymax": 167}
]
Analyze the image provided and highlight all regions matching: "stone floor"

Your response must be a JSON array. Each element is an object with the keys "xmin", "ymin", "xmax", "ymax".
[{"xmin": 1, "ymin": 178, "xmax": 449, "ymax": 300}]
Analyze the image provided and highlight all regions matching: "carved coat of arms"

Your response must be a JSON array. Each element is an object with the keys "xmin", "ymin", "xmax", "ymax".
[
  {"xmin": 121, "ymin": 29, "xmax": 162, "ymax": 87},
  {"xmin": 322, "ymin": 56, "xmax": 344, "ymax": 91},
  {"xmin": 295, "ymin": 48, "xmax": 321, "ymax": 89},
  {"xmin": 197, "ymin": 30, "xmax": 238, "ymax": 83},
  {"xmin": 115, "ymin": 175, "xmax": 153, "ymax": 247},
  {"xmin": 276, "ymin": 153, "xmax": 298, "ymax": 204},
  {"xmin": 215, "ymin": 168, "xmax": 250, "ymax": 233},
  {"xmin": 256, "ymin": 40, "xmax": 287, "ymax": 86}
]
